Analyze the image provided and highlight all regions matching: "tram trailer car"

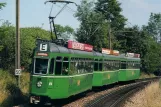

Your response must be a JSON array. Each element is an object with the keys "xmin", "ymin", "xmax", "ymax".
[
  {"xmin": 118, "ymin": 56, "xmax": 140, "ymax": 82},
  {"xmin": 92, "ymin": 52, "xmax": 121, "ymax": 86},
  {"xmin": 30, "ymin": 39, "xmax": 140, "ymax": 104}
]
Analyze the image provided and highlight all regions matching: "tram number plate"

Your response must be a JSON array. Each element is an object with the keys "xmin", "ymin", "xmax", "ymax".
[{"xmin": 15, "ymin": 69, "xmax": 22, "ymax": 75}]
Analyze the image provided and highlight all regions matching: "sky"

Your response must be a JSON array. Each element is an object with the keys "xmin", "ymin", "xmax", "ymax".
[{"xmin": 0, "ymin": 0, "xmax": 161, "ymax": 30}]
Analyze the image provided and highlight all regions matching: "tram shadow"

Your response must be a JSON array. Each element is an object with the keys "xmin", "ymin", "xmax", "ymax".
[
  {"xmin": 49, "ymin": 83, "xmax": 119, "ymax": 107},
  {"xmin": 39, "ymin": 92, "xmax": 87, "ymax": 107}
]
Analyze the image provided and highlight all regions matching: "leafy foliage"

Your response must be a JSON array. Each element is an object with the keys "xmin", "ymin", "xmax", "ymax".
[
  {"xmin": 75, "ymin": 0, "xmax": 109, "ymax": 50},
  {"xmin": 145, "ymin": 13, "xmax": 161, "ymax": 42},
  {"xmin": 0, "ymin": 3, "xmax": 6, "ymax": 10},
  {"xmin": 55, "ymin": 24, "xmax": 74, "ymax": 41},
  {"xmin": 95, "ymin": 0, "xmax": 127, "ymax": 30},
  {"xmin": 0, "ymin": 22, "xmax": 51, "ymax": 71}
]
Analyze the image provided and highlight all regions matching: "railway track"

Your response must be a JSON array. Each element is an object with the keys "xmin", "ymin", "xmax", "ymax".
[{"xmin": 85, "ymin": 77, "xmax": 160, "ymax": 107}]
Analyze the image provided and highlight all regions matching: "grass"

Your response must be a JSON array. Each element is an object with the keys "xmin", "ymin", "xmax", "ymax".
[
  {"xmin": 0, "ymin": 69, "xmax": 30, "ymax": 107},
  {"xmin": 124, "ymin": 81, "xmax": 161, "ymax": 107},
  {"xmin": 139, "ymin": 72, "xmax": 155, "ymax": 79}
]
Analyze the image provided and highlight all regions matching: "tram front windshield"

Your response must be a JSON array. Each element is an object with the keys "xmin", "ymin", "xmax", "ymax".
[{"xmin": 34, "ymin": 58, "xmax": 48, "ymax": 74}]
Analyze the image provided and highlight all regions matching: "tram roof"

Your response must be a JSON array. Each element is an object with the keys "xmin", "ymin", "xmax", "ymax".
[
  {"xmin": 49, "ymin": 43, "xmax": 94, "ymax": 56},
  {"xmin": 36, "ymin": 40, "xmax": 140, "ymax": 61}
]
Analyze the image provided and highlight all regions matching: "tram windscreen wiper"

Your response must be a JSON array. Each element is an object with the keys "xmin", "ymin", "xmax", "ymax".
[{"xmin": 34, "ymin": 58, "xmax": 48, "ymax": 74}]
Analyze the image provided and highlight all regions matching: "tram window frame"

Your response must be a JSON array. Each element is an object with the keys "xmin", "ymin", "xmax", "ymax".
[
  {"xmin": 55, "ymin": 57, "xmax": 63, "ymax": 75},
  {"xmin": 49, "ymin": 58, "xmax": 55, "ymax": 74}
]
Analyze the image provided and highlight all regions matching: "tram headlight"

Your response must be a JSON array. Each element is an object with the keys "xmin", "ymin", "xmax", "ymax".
[{"xmin": 37, "ymin": 81, "xmax": 42, "ymax": 88}]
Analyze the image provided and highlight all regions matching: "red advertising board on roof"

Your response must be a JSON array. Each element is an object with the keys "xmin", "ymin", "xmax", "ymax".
[
  {"xmin": 102, "ymin": 48, "xmax": 119, "ymax": 56},
  {"xmin": 68, "ymin": 41, "xmax": 93, "ymax": 52},
  {"xmin": 102, "ymin": 48, "xmax": 111, "ymax": 54},
  {"xmin": 134, "ymin": 54, "xmax": 140, "ymax": 58},
  {"xmin": 126, "ymin": 52, "xmax": 140, "ymax": 58},
  {"xmin": 112, "ymin": 50, "xmax": 119, "ymax": 56}
]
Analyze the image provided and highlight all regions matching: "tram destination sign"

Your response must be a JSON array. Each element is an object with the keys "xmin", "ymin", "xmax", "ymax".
[{"xmin": 68, "ymin": 41, "xmax": 93, "ymax": 52}]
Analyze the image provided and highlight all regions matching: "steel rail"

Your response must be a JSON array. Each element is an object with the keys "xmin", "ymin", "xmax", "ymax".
[{"xmin": 86, "ymin": 77, "xmax": 160, "ymax": 107}]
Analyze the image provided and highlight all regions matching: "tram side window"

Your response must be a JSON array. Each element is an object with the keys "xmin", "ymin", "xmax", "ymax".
[
  {"xmin": 138, "ymin": 62, "xmax": 141, "ymax": 69},
  {"xmin": 85, "ymin": 58, "xmax": 94, "ymax": 73},
  {"xmin": 135, "ymin": 62, "xmax": 140, "ymax": 69},
  {"xmin": 114, "ymin": 61, "xmax": 119, "ymax": 70},
  {"xmin": 117, "ymin": 61, "xmax": 120, "ymax": 69},
  {"xmin": 34, "ymin": 58, "xmax": 48, "ymax": 74},
  {"xmin": 113, "ymin": 61, "xmax": 117, "ymax": 70},
  {"xmin": 89, "ymin": 59, "xmax": 94, "ymax": 72},
  {"xmin": 70, "ymin": 58, "xmax": 76, "ymax": 75},
  {"xmin": 108, "ymin": 60, "xmax": 112, "ymax": 70},
  {"xmin": 103, "ymin": 60, "xmax": 110, "ymax": 71},
  {"xmin": 75, "ymin": 58, "xmax": 79, "ymax": 74},
  {"xmin": 62, "ymin": 57, "xmax": 69, "ymax": 75},
  {"xmin": 99, "ymin": 60, "xmax": 103, "ymax": 71},
  {"xmin": 129, "ymin": 61, "xmax": 135, "ymax": 69},
  {"xmin": 55, "ymin": 57, "xmax": 62, "ymax": 75},
  {"xmin": 121, "ymin": 61, "xmax": 126, "ymax": 69},
  {"xmin": 94, "ymin": 59, "xmax": 99, "ymax": 71},
  {"xmin": 133, "ymin": 62, "xmax": 136, "ymax": 69},
  {"xmin": 76, "ymin": 58, "xmax": 83, "ymax": 74},
  {"xmin": 127, "ymin": 61, "xmax": 131, "ymax": 69},
  {"xmin": 70, "ymin": 58, "xmax": 94, "ymax": 74},
  {"xmin": 49, "ymin": 58, "xmax": 55, "ymax": 74},
  {"xmin": 103, "ymin": 60, "xmax": 107, "ymax": 71},
  {"xmin": 84, "ymin": 59, "xmax": 87, "ymax": 73},
  {"xmin": 110, "ymin": 61, "xmax": 114, "ymax": 70}
]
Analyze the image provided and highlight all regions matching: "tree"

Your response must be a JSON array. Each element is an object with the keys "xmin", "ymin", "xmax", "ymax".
[
  {"xmin": 95, "ymin": 0, "xmax": 127, "ymax": 30},
  {"xmin": 55, "ymin": 24, "xmax": 74, "ymax": 41},
  {"xmin": 0, "ymin": 3, "xmax": 6, "ymax": 10},
  {"xmin": 115, "ymin": 26, "xmax": 145, "ymax": 53},
  {"xmin": 0, "ymin": 22, "xmax": 52, "ymax": 71},
  {"xmin": 141, "ymin": 37, "xmax": 161, "ymax": 73},
  {"xmin": 146, "ymin": 13, "xmax": 161, "ymax": 42},
  {"xmin": 75, "ymin": 0, "xmax": 109, "ymax": 50},
  {"xmin": 140, "ymin": 13, "xmax": 161, "ymax": 73}
]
